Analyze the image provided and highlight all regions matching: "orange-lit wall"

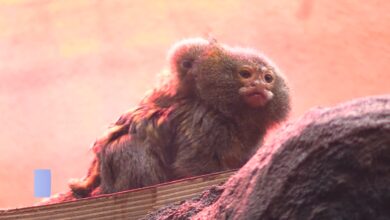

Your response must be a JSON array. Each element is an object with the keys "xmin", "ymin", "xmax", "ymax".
[{"xmin": 0, "ymin": 0, "xmax": 389, "ymax": 208}]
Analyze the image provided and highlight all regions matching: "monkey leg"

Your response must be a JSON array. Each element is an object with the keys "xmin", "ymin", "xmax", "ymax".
[{"xmin": 99, "ymin": 134, "xmax": 170, "ymax": 194}]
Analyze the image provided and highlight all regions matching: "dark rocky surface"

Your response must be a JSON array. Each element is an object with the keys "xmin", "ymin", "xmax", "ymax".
[{"xmin": 144, "ymin": 95, "xmax": 390, "ymax": 220}]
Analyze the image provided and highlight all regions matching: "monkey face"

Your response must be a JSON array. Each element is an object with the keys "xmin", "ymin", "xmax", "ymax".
[
  {"xmin": 191, "ymin": 47, "xmax": 280, "ymax": 110},
  {"xmin": 237, "ymin": 64, "xmax": 276, "ymax": 108}
]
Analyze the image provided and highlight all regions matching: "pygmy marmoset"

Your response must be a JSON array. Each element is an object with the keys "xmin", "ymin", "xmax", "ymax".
[{"xmin": 68, "ymin": 38, "xmax": 291, "ymax": 198}]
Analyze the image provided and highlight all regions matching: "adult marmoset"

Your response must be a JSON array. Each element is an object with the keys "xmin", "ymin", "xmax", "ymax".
[{"xmin": 66, "ymin": 38, "xmax": 290, "ymax": 199}]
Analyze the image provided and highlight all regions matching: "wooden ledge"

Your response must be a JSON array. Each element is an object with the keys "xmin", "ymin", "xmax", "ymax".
[{"xmin": 0, "ymin": 170, "xmax": 235, "ymax": 220}]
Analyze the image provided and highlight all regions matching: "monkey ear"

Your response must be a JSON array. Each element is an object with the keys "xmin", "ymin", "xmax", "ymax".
[
  {"xmin": 178, "ymin": 58, "xmax": 195, "ymax": 79},
  {"xmin": 180, "ymin": 59, "xmax": 193, "ymax": 70},
  {"xmin": 168, "ymin": 38, "xmax": 209, "ymax": 77}
]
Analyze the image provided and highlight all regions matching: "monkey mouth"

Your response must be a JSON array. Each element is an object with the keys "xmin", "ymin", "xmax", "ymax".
[
  {"xmin": 247, "ymin": 91, "xmax": 264, "ymax": 97},
  {"xmin": 246, "ymin": 92, "xmax": 267, "ymax": 107},
  {"xmin": 240, "ymin": 88, "xmax": 273, "ymax": 108}
]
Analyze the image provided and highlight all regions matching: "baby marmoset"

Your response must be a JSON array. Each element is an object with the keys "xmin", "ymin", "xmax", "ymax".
[{"xmin": 69, "ymin": 38, "xmax": 291, "ymax": 198}]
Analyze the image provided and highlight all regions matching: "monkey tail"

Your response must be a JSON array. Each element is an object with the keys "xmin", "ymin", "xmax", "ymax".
[{"xmin": 68, "ymin": 158, "xmax": 101, "ymax": 198}]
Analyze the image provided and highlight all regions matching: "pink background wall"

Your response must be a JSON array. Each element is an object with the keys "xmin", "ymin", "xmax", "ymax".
[{"xmin": 0, "ymin": 0, "xmax": 389, "ymax": 208}]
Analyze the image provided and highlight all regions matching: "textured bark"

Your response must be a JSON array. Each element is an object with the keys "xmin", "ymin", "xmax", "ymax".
[{"xmin": 144, "ymin": 95, "xmax": 390, "ymax": 220}]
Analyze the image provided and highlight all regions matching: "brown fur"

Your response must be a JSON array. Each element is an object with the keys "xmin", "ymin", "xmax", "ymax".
[{"xmin": 69, "ymin": 38, "xmax": 291, "ymax": 197}]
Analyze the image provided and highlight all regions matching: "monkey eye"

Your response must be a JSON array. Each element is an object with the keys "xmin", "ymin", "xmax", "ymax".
[
  {"xmin": 239, "ymin": 70, "xmax": 252, "ymax": 79},
  {"xmin": 181, "ymin": 60, "xmax": 193, "ymax": 69},
  {"xmin": 264, "ymin": 73, "xmax": 274, "ymax": 83}
]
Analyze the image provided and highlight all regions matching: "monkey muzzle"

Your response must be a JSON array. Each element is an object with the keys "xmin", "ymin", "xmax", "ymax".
[{"xmin": 239, "ymin": 86, "xmax": 274, "ymax": 108}]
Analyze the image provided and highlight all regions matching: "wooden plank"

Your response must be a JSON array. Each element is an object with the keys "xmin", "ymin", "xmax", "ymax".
[{"xmin": 0, "ymin": 170, "xmax": 235, "ymax": 220}]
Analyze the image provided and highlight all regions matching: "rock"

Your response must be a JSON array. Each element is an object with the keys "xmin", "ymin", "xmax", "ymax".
[{"xmin": 144, "ymin": 95, "xmax": 390, "ymax": 220}]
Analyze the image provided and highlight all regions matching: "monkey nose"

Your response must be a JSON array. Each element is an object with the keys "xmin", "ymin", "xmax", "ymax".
[{"xmin": 250, "ymin": 79, "xmax": 262, "ymax": 87}]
